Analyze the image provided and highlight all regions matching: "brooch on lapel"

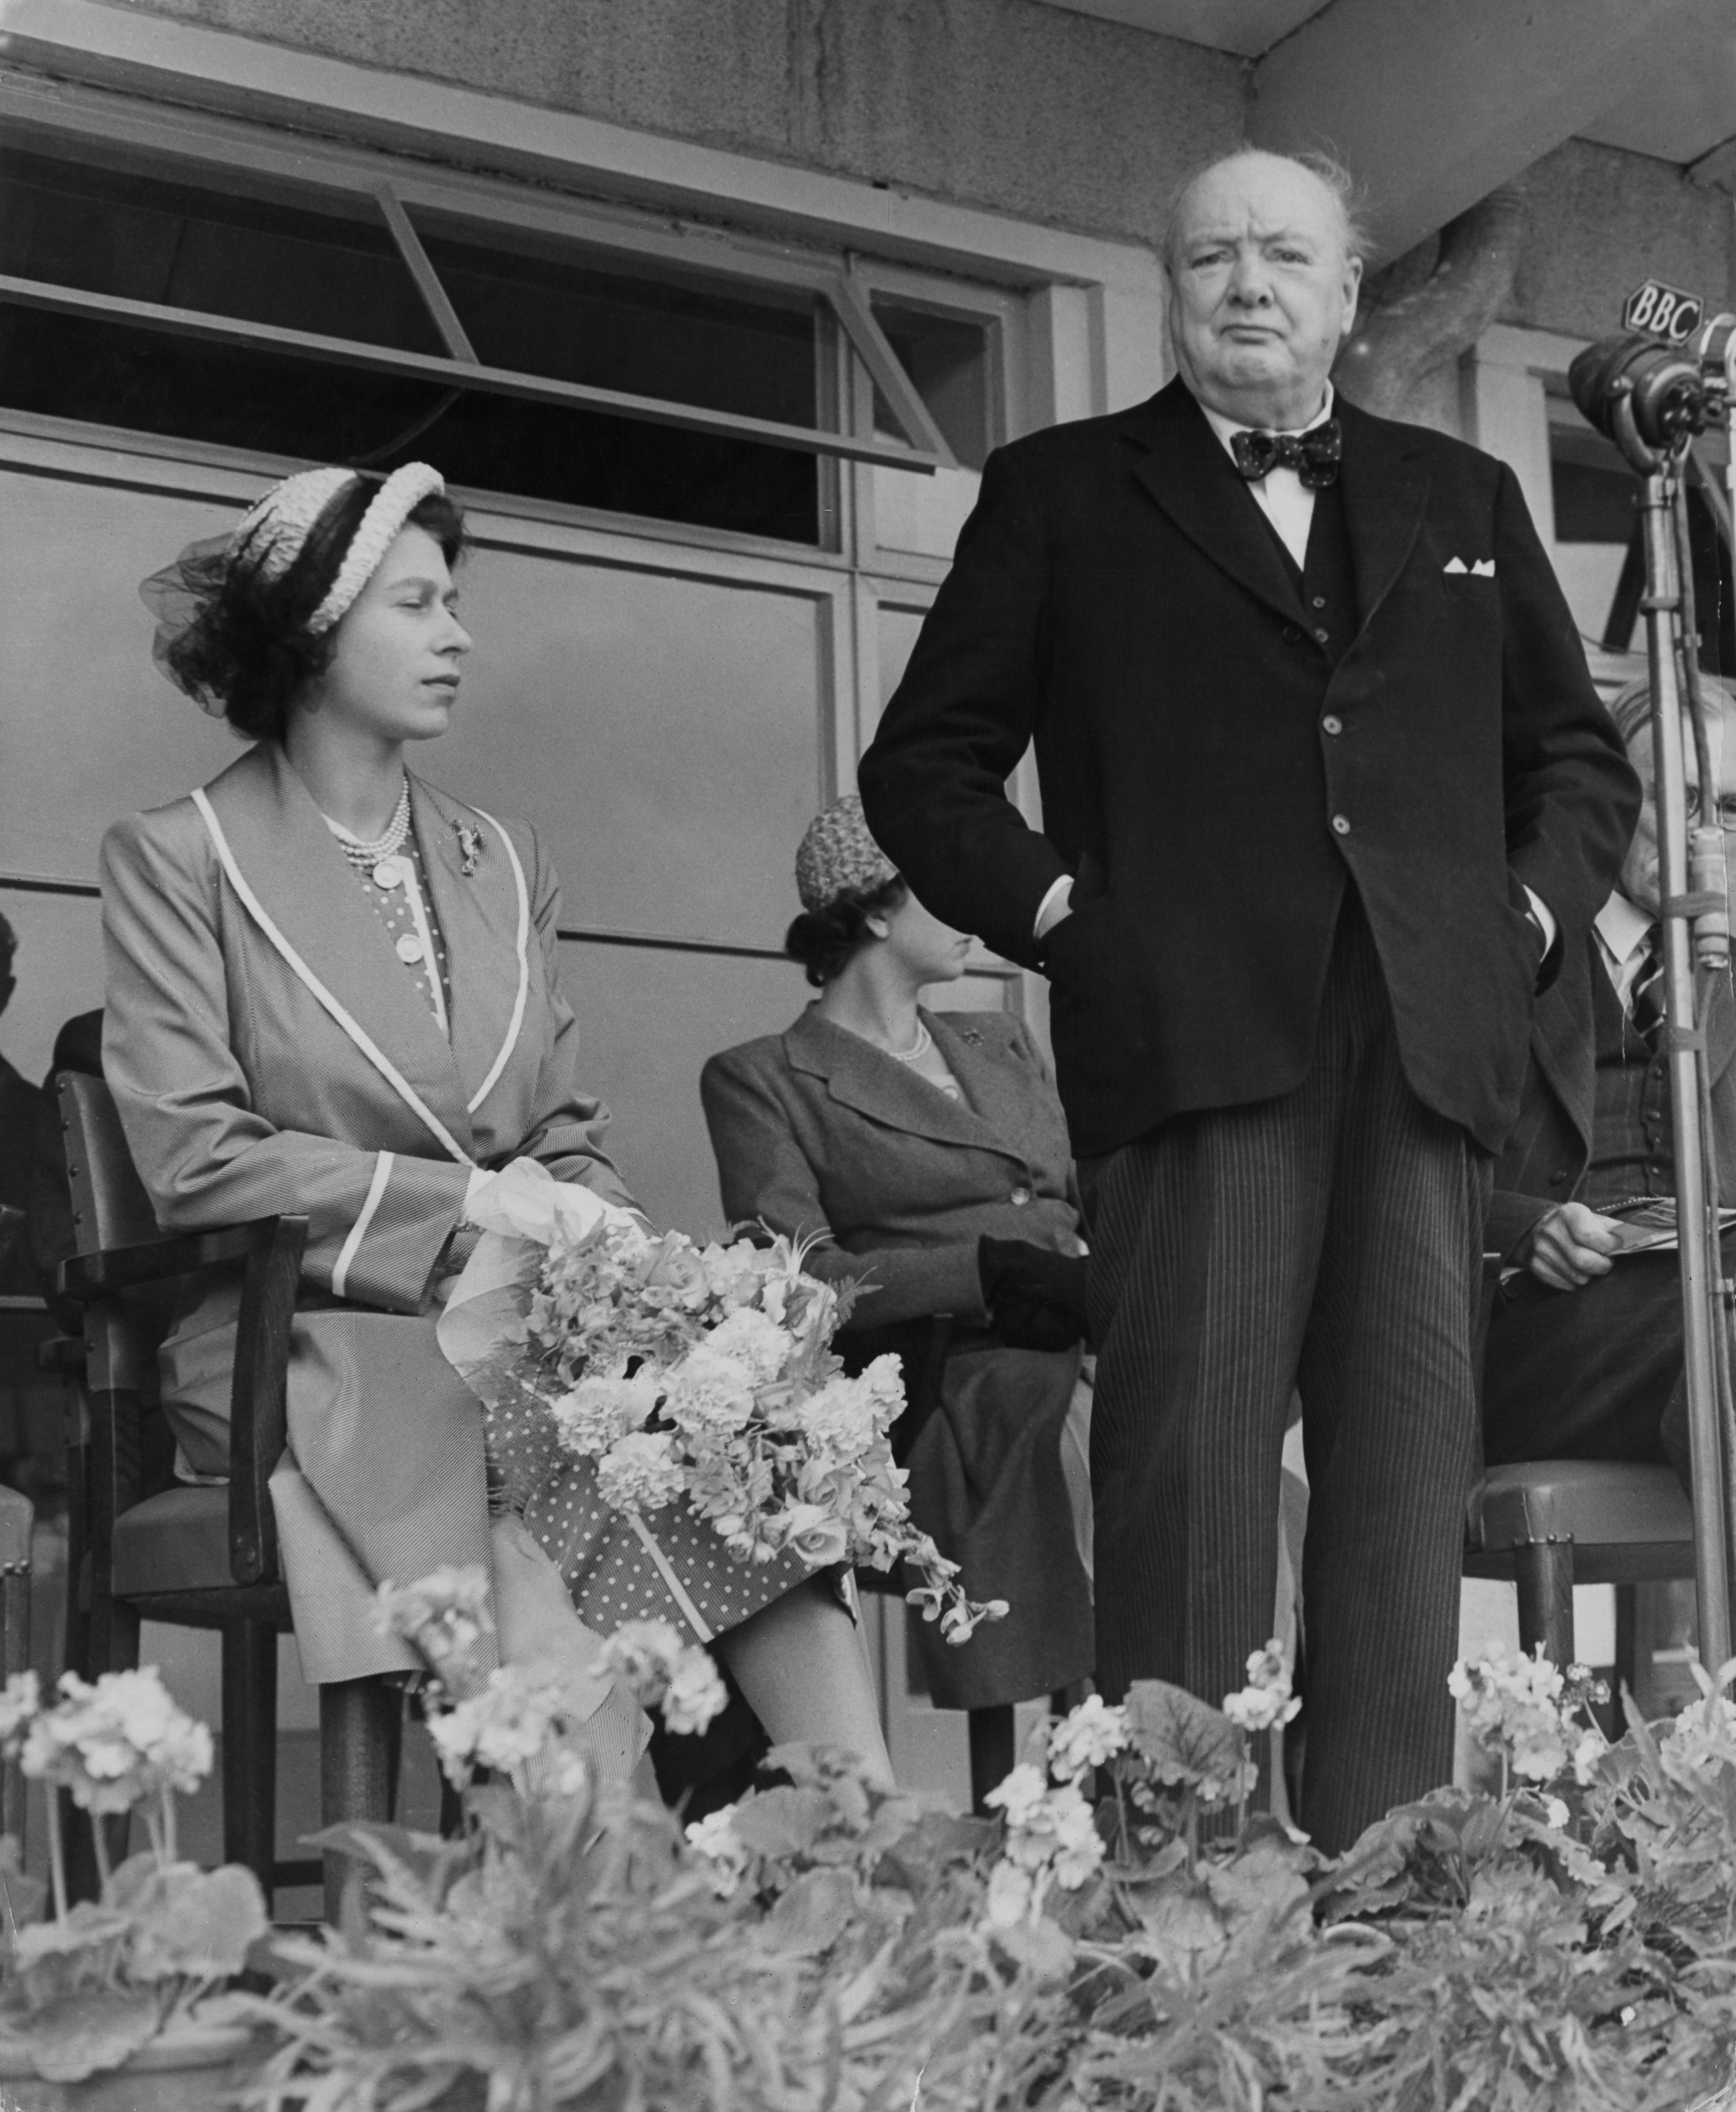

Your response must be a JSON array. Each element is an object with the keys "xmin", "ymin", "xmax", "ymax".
[
  {"xmin": 957, "ymin": 1026, "xmax": 984, "ymax": 1045},
  {"xmin": 454, "ymin": 819, "xmax": 485, "ymax": 877}
]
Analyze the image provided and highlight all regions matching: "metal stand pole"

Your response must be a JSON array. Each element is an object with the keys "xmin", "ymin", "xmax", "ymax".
[{"xmin": 1637, "ymin": 462, "xmax": 1735, "ymax": 1666}]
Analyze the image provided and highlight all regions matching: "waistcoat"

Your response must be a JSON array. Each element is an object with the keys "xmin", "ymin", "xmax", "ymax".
[{"xmin": 1580, "ymin": 955, "xmax": 1673, "ymax": 1206}]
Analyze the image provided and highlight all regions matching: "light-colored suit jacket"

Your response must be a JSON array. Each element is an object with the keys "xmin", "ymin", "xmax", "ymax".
[{"xmin": 100, "ymin": 741, "xmax": 633, "ymax": 1679}]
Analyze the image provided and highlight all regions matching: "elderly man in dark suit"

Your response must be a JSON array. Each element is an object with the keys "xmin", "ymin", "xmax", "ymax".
[
  {"xmin": 1484, "ymin": 678, "xmax": 1736, "ymax": 1488},
  {"xmin": 858, "ymin": 148, "xmax": 1638, "ymax": 1849}
]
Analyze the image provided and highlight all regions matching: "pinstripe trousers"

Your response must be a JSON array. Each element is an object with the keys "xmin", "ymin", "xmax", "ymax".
[{"xmin": 1081, "ymin": 897, "xmax": 1489, "ymax": 1854}]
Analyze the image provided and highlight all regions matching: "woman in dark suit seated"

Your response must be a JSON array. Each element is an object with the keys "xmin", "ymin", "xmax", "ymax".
[{"xmin": 701, "ymin": 797, "xmax": 1094, "ymax": 1792}]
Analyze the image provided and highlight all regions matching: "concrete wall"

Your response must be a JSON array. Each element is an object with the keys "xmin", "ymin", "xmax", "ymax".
[
  {"xmin": 120, "ymin": 0, "xmax": 1245, "ymax": 245},
  {"xmin": 1504, "ymin": 138, "xmax": 1735, "ymax": 343}
]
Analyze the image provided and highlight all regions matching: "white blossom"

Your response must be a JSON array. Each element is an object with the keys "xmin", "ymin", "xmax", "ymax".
[
  {"xmin": 1045, "ymin": 1695, "xmax": 1129, "ymax": 1782},
  {"xmin": 425, "ymin": 1665, "xmax": 569, "ymax": 1786},
  {"xmin": 595, "ymin": 1430, "xmax": 686, "ymax": 1513},
  {"xmin": 372, "ymin": 1565, "xmax": 493, "ymax": 1686},
  {"xmin": 0, "ymin": 1670, "xmax": 39, "ymax": 1757},
  {"xmin": 597, "ymin": 1620, "xmax": 728, "ymax": 1736},
  {"xmin": 550, "ymin": 1374, "xmax": 660, "ymax": 1456},
  {"xmin": 704, "ymin": 1306, "xmax": 789, "ymax": 1387},
  {"xmin": 22, "ymin": 1668, "xmax": 212, "ymax": 1815},
  {"xmin": 686, "ymin": 1805, "xmax": 751, "ymax": 1896}
]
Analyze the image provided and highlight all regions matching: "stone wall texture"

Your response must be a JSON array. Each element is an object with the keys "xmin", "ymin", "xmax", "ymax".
[
  {"xmin": 93, "ymin": 2, "xmax": 1736, "ymax": 339},
  {"xmin": 1504, "ymin": 139, "xmax": 1734, "ymax": 343},
  {"xmin": 121, "ymin": 0, "xmax": 1246, "ymax": 246}
]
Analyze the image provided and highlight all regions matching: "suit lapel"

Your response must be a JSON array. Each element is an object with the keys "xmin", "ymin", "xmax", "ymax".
[
  {"xmin": 1121, "ymin": 381, "xmax": 1306, "ymax": 630},
  {"xmin": 412, "ymin": 777, "xmax": 529, "ymax": 1119},
  {"xmin": 1334, "ymin": 400, "xmax": 1430, "ymax": 639},
  {"xmin": 203, "ymin": 745, "xmax": 475, "ymax": 1155},
  {"xmin": 784, "ymin": 1008, "xmax": 1025, "ymax": 1162}
]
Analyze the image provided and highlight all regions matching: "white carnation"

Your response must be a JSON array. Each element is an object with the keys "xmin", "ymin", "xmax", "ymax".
[
  {"xmin": 551, "ymin": 1374, "xmax": 660, "ymax": 1456},
  {"xmin": 661, "ymin": 1346, "xmax": 758, "ymax": 1436},
  {"xmin": 704, "ymin": 1305, "xmax": 790, "ymax": 1387},
  {"xmin": 595, "ymin": 1430, "xmax": 686, "ymax": 1513}
]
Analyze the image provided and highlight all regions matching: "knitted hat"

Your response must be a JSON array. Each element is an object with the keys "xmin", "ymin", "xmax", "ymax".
[
  {"xmin": 141, "ymin": 461, "xmax": 446, "ymax": 709},
  {"xmin": 794, "ymin": 794, "xmax": 899, "ymax": 913}
]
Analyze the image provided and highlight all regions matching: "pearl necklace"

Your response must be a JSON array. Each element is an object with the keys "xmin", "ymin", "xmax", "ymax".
[
  {"xmin": 887, "ymin": 1020, "xmax": 932, "ymax": 1064},
  {"xmin": 326, "ymin": 784, "xmax": 411, "ymax": 870}
]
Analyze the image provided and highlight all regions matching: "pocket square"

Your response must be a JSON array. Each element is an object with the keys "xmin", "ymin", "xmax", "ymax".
[
  {"xmin": 1443, "ymin": 556, "xmax": 1468, "ymax": 574},
  {"xmin": 1472, "ymin": 558, "xmax": 1495, "ymax": 577}
]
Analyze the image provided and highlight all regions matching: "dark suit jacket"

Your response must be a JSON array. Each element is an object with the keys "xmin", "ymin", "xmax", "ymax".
[
  {"xmin": 1487, "ymin": 924, "xmax": 1736, "ymax": 1258},
  {"xmin": 858, "ymin": 379, "xmax": 1639, "ymax": 1158}
]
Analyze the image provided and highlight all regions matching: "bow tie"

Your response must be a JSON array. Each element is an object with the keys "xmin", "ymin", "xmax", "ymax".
[{"xmin": 1230, "ymin": 420, "xmax": 1343, "ymax": 490}]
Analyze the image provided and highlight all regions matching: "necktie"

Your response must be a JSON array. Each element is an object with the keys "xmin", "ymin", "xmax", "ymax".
[
  {"xmin": 1630, "ymin": 928, "xmax": 1666, "ymax": 1047},
  {"xmin": 1230, "ymin": 420, "xmax": 1343, "ymax": 491}
]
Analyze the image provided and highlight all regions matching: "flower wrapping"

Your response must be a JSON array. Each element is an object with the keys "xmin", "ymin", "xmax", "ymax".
[{"xmin": 436, "ymin": 1159, "xmax": 1006, "ymax": 1645}]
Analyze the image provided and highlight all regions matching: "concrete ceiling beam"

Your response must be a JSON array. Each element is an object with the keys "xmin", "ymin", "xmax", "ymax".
[{"xmin": 1251, "ymin": 0, "xmax": 1733, "ymax": 260}]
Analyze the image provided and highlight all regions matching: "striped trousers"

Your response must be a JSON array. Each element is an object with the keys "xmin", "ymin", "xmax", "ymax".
[{"xmin": 1082, "ymin": 898, "xmax": 1488, "ymax": 1854}]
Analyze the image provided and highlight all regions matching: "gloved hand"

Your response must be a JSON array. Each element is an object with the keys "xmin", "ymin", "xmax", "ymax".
[{"xmin": 978, "ymin": 1236, "xmax": 1090, "ymax": 1352}]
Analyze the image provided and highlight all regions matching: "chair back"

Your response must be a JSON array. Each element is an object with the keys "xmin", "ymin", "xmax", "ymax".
[
  {"xmin": 59, "ymin": 1074, "xmax": 159, "ymax": 1258},
  {"xmin": 58, "ymin": 1074, "xmax": 166, "ymax": 1395}
]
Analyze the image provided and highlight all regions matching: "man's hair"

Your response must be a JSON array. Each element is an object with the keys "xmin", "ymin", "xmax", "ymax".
[
  {"xmin": 1608, "ymin": 671, "xmax": 1736, "ymax": 755},
  {"xmin": 1160, "ymin": 147, "xmax": 1369, "ymax": 275}
]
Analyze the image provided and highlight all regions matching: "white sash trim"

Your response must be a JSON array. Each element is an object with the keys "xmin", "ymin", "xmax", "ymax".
[
  {"xmin": 191, "ymin": 788, "xmax": 473, "ymax": 1166},
  {"xmin": 627, "ymin": 1514, "xmax": 715, "ymax": 1643},
  {"xmin": 464, "ymin": 806, "xmax": 529, "ymax": 1116},
  {"xmin": 332, "ymin": 1150, "xmax": 394, "ymax": 1299}
]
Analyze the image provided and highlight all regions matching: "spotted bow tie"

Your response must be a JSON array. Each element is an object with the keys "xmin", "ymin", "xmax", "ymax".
[{"xmin": 1230, "ymin": 420, "xmax": 1343, "ymax": 490}]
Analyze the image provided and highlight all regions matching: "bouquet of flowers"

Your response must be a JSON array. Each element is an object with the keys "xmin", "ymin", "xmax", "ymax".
[{"xmin": 436, "ymin": 1159, "xmax": 1006, "ymax": 1645}]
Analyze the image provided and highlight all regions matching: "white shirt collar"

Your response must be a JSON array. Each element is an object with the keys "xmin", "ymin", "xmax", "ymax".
[
  {"xmin": 1594, "ymin": 889, "xmax": 1655, "ymax": 967},
  {"xmin": 1199, "ymin": 382, "xmax": 1336, "ymax": 462}
]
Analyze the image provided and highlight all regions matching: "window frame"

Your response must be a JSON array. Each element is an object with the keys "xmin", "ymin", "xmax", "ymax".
[{"xmin": 0, "ymin": 75, "xmax": 959, "ymax": 475}]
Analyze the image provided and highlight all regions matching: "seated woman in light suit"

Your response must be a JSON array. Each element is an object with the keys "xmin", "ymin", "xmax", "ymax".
[
  {"xmin": 702, "ymin": 797, "xmax": 1093, "ymax": 1797},
  {"xmin": 101, "ymin": 465, "xmax": 891, "ymax": 1783}
]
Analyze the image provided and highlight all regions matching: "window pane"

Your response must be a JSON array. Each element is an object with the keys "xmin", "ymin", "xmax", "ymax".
[
  {"xmin": 409, "ymin": 209, "xmax": 820, "ymax": 428},
  {"xmin": 0, "ymin": 306, "xmax": 822, "ymax": 544},
  {"xmin": 1549, "ymin": 422, "xmax": 1638, "ymax": 544},
  {"xmin": 0, "ymin": 140, "xmax": 441, "ymax": 354},
  {"xmin": 870, "ymin": 298, "xmax": 994, "ymax": 469}
]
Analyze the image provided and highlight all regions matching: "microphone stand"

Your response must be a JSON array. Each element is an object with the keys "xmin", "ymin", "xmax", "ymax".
[{"xmin": 1614, "ymin": 391, "xmax": 1736, "ymax": 1665}]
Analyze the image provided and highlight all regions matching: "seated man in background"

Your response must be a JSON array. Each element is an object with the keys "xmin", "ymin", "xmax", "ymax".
[{"xmin": 1483, "ymin": 675, "xmax": 1736, "ymax": 1489}]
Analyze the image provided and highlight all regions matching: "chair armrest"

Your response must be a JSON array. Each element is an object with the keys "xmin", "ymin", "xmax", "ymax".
[
  {"xmin": 58, "ymin": 1220, "xmax": 294, "ymax": 1302},
  {"xmin": 228, "ymin": 1217, "xmax": 308, "ymax": 1587}
]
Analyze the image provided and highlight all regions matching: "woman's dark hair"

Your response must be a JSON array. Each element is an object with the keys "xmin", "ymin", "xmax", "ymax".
[
  {"xmin": 167, "ymin": 478, "xmax": 467, "ymax": 742},
  {"xmin": 784, "ymin": 876, "xmax": 908, "ymax": 988}
]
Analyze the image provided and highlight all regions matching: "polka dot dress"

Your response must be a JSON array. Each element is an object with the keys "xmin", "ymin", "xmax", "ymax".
[
  {"xmin": 486, "ymin": 1384, "xmax": 814, "ymax": 1644},
  {"xmin": 338, "ymin": 828, "xmax": 454, "ymax": 1031}
]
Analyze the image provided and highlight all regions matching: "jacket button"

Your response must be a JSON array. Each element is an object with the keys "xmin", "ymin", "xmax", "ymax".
[
  {"xmin": 1322, "ymin": 714, "xmax": 1343, "ymax": 736},
  {"xmin": 1314, "ymin": 626, "xmax": 1330, "ymax": 643},
  {"xmin": 1331, "ymin": 814, "xmax": 1351, "ymax": 836},
  {"xmin": 395, "ymin": 933, "xmax": 426, "ymax": 964},
  {"xmin": 1010, "ymin": 1187, "xmax": 1031, "ymax": 1206},
  {"xmin": 1311, "ymin": 594, "xmax": 1327, "ymax": 610},
  {"xmin": 1281, "ymin": 624, "xmax": 1302, "ymax": 643}
]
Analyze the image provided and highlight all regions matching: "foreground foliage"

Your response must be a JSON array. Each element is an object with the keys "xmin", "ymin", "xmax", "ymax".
[{"xmin": 247, "ymin": 1650, "xmax": 1736, "ymax": 2112}]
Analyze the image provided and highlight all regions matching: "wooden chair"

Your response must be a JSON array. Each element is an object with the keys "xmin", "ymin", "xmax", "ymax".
[
  {"xmin": 56, "ymin": 1073, "xmax": 400, "ymax": 1918},
  {"xmin": 1464, "ymin": 1458, "xmax": 1696, "ymax": 1693}
]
